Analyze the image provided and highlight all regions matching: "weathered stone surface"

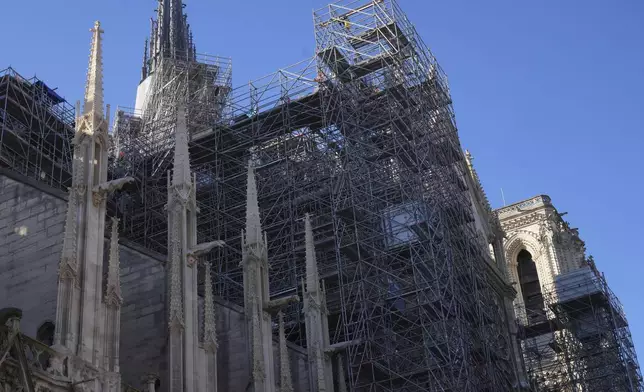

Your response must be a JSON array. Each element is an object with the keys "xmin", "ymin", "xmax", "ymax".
[
  {"xmin": 0, "ymin": 174, "xmax": 65, "ymax": 338},
  {"xmin": 215, "ymin": 299, "xmax": 310, "ymax": 392},
  {"xmin": 119, "ymin": 246, "xmax": 167, "ymax": 390}
]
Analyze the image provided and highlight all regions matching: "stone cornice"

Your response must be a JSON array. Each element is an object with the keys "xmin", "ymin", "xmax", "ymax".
[
  {"xmin": 500, "ymin": 212, "xmax": 546, "ymax": 232},
  {"xmin": 495, "ymin": 195, "xmax": 551, "ymax": 219}
]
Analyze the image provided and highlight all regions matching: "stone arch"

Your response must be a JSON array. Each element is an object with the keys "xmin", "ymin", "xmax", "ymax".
[
  {"xmin": 504, "ymin": 230, "xmax": 542, "ymax": 266},
  {"xmin": 503, "ymin": 230, "xmax": 550, "ymax": 325},
  {"xmin": 36, "ymin": 320, "xmax": 55, "ymax": 346}
]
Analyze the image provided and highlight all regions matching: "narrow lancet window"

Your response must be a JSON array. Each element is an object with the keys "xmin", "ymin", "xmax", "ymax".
[{"xmin": 517, "ymin": 249, "xmax": 547, "ymax": 323}]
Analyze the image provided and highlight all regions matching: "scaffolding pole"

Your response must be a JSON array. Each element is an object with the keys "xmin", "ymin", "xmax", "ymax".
[{"xmin": 0, "ymin": 67, "xmax": 75, "ymax": 190}]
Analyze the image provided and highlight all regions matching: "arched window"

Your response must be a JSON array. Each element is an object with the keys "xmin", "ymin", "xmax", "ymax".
[
  {"xmin": 517, "ymin": 250, "xmax": 546, "ymax": 323},
  {"xmin": 36, "ymin": 321, "xmax": 55, "ymax": 346}
]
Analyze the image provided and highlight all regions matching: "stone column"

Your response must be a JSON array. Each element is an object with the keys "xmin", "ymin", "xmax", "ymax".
[{"xmin": 145, "ymin": 374, "xmax": 159, "ymax": 392}]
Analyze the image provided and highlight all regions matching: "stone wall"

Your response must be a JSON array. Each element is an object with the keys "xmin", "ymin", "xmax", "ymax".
[
  {"xmin": 118, "ymin": 243, "xmax": 168, "ymax": 389},
  {"xmin": 0, "ymin": 171, "xmax": 66, "ymax": 339},
  {"xmin": 216, "ymin": 299, "xmax": 310, "ymax": 392},
  {"xmin": 0, "ymin": 170, "xmax": 170, "ymax": 389}
]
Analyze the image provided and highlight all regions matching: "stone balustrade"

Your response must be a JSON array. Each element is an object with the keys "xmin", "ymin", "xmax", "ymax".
[{"xmin": 496, "ymin": 195, "xmax": 552, "ymax": 218}]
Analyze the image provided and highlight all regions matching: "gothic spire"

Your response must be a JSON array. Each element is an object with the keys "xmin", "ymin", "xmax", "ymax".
[
  {"xmin": 154, "ymin": 2, "xmax": 163, "ymax": 63},
  {"xmin": 278, "ymin": 311, "xmax": 294, "ymax": 392},
  {"xmin": 245, "ymin": 164, "xmax": 263, "ymax": 245},
  {"xmin": 83, "ymin": 21, "xmax": 105, "ymax": 121},
  {"xmin": 148, "ymin": 0, "xmax": 193, "ymax": 71},
  {"xmin": 305, "ymin": 213, "xmax": 320, "ymax": 292},
  {"xmin": 106, "ymin": 217, "xmax": 122, "ymax": 304},
  {"xmin": 142, "ymin": 38, "xmax": 149, "ymax": 81},
  {"xmin": 172, "ymin": 105, "xmax": 192, "ymax": 187},
  {"xmin": 169, "ymin": 0, "xmax": 182, "ymax": 58}
]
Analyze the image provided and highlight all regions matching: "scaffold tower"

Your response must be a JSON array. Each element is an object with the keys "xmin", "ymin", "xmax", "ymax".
[
  {"xmin": 519, "ymin": 259, "xmax": 643, "ymax": 392},
  {"xmin": 0, "ymin": 68, "xmax": 75, "ymax": 189},
  {"xmin": 310, "ymin": 1, "xmax": 515, "ymax": 389}
]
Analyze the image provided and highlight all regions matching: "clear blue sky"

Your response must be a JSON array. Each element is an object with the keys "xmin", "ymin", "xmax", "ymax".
[{"xmin": 2, "ymin": 0, "xmax": 643, "ymax": 363}]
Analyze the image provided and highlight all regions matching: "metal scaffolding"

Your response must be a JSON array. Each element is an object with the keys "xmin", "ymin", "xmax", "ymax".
[
  {"xmin": 105, "ymin": 1, "xmax": 519, "ymax": 389},
  {"xmin": 0, "ymin": 1, "xmax": 554, "ymax": 390},
  {"xmin": 310, "ymin": 1, "xmax": 514, "ymax": 390},
  {"xmin": 519, "ymin": 260, "xmax": 643, "ymax": 391},
  {"xmin": 0, "ymin": 67, "xmax": 75, "ymax": 190},
  {"xmin": 109, "ymin": 51, "xmax": 232, "ymax": 253}
]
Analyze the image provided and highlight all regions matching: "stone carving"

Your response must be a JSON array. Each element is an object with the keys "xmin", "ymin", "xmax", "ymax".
[
  {"xmin": 91, "ymin": 177, "xmax": 134, "ymax": 207},
  {"xmin": 143, "ymin": 374, "xmax": 158, "ymax": 392},
  {"xmin": 278, "ymin": 311, "xmax": 293, "ymax": 392},
  {"xmin": 168, "ymin": 209, "xmax": 184, "ymax": 330},
  {"xmin": 504, "ymin": 231, "xmax": 543, "ymax": 265},
  {"xmin": 46, "ymin": 350, "xmax": 67, "ymax": 377},
  {"xmin": 202, "ymin": 259, "xmax": 218, "ymax": 353},
  {"xmin": 59, "ymin": 188, "xmax": 79, "ymax": 283},
  {"xmin": 187, "ymin": 241, "xmax": 225, "ymax": 269},
  {"xmin": 265, "ymin": 296, "xmax": 299, "ymax": 314},
  {"xmin": 500, "ymin": 212, "xmax": 546, "ymax": 231},
  {"xmin": 105, "ymin": 217, "xmax": 122, "ymax": 306},
  {"xmin": 188, "ymin": 241, "xmax": 225, "ymax": 258},
  {"xmin": 70, "ymin": 356, "xmax": 99, "ymax": 392},
  {"xmin": 496, "ymin": 195, "xmax": 552, "ymax": 217},
  {"xmin": 464, "ymin": 150, "xmax": 494, "ymax": 216}
]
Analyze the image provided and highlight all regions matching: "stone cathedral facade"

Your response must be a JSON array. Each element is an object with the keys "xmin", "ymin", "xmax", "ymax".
[{"xmin": 1, "ymin": 1, "xmax": 641, "ymax": 392}]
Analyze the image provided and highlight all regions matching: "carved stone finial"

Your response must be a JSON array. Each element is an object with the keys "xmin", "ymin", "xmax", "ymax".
[{"xmin": 81, "ymin": 20, "xmax": 106, "ymax": 132}]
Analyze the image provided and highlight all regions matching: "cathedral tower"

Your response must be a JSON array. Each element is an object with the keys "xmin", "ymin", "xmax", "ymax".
[{"xmin": 497, "ymin": 195, "xmax": 586, "ymax": 324}]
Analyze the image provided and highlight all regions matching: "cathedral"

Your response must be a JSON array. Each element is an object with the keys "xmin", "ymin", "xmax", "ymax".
[{"xmin": 0, "ymin": 0, "xmax": 641, "ymax": 391}]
